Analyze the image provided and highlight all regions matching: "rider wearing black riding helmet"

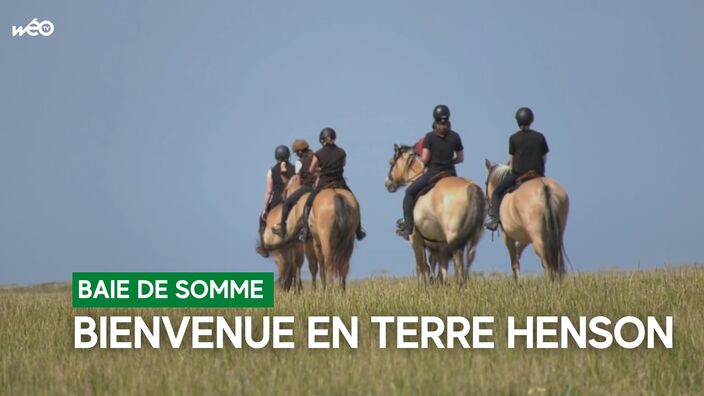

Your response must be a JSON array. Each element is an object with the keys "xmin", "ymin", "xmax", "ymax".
[
  {"xmin": 299, "ymin": 127, "xmax": 366, "ymax": 241},
  {"xmin": 256, "ymin": 145, "xmax": 295, "ymax": 257},
  {"xmin": 396, "ymin": 105, "xmax": 464, "ymax": 239},
  {"xmin": 484, "ymin": 107, "xmax": 550, "ymax": 231}
]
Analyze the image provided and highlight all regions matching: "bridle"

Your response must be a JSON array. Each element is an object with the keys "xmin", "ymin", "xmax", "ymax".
[
  {"xmin": 484, "ymin": 165, "xmax": 495, "ymax": 200},
  {"xmin": 387, "ymin": 149, "xmax": 425, "ymax": 188}
]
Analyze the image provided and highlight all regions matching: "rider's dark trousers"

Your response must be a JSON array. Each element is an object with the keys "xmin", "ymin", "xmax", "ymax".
[
  {"xmin": 278, "ymin": 185, "xmax": 313, "ymax": 225},
  {"xmin": 489, "ymin": 172, "xmax": 518, "ymax": 220},
  {"xmin": 402, "ymin": 169, "xmax": 455, "ymax": 225}
]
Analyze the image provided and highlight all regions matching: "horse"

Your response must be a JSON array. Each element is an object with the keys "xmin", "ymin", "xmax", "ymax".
[
  {"xmin": 385, "ymin": 144, "xmax": 485, "ymax": 284},
  {"xmin": 261, "ymin": 176, "xmax": 319, "ymax": 291},
  {"xmin": 307, "ymin": 187, "xmax": 361, "ymax": 291},
  {"xmin": 484, "ymin": 160, "xmax": 569, "ymax": 280}
]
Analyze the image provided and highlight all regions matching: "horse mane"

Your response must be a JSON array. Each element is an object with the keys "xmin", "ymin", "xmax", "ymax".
[{"xmin": 489, "ymin": 163, "xmax": 512, "ymax": 186}]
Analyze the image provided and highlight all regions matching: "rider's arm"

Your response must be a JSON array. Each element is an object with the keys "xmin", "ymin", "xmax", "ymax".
[
  {"xmin": 421, "ymin": 148, "xmax": 431, "ymax": 164},
  {"xmin": 452, "ymin": 150, "xmax": 464, "ymax": 165},
  {"xmin": 262, "ymin": 170, "xmax": 273, "ymax": 214},
  {"xmin": 541, "ymin": 136, "xmax": 549, "ymax": 165},
  {"xmin": 309, "ymin": 155, "xmax": 319, "ymax": 175}
]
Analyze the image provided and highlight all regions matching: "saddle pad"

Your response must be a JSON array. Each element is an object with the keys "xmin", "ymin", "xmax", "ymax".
[
  {"xmin": 417, "ymin": 171, "xmax": 455, "ymax": 198},
  {"xmin": 506, "ymin": 171, "xmax": 542, "ymax": 194}
]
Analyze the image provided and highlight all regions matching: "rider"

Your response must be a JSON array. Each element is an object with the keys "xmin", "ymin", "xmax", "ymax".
[
  {"xmin": 484, "ymin": 107, "xmax": 549, "ymax": 231},
  {"xmin": 256, "ymin": 145, "xmax": 295, "ymax": 257},
  {"xmin": 396, "ymin": 104, "xmax": 464, "ymax": 240},
  {"xmin": 271, "ymin": 139, "xmax": 317, "ymax": 237},
  {"xmin": 299, "ymin": 127, "xmax": 366, "ymax": 241}
]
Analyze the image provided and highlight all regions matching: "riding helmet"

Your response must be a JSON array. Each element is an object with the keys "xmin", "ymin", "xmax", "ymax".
[
  {"xmin": 515, "ymin": 107, "xmax": 534, "ymax": 126},
  {"xmin": 319, "ymin": 127, "xmax": 337, "ymax": 144},
  {"xmin": 274, "ymin": 145, "xmax": 290, "ymax": 161},
  {"xmin": 433, "ymin": 105, "xmax": 451, "ymax": 122}
]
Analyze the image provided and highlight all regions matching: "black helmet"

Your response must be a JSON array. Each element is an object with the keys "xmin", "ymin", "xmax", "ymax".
[
  {"xmin": 433, "ymin": 105, "xmax": 450, "ymax": 122},
  {"xmin": 515, "ymin": 107, "xmax": 534, "ymax": 126},
  {"xmin": 319, "ymin": 127, "xmax": 336, "ymax": 144},
  {"xmin": 274, "ymin": 145, "xmax": 290, "ymax": 161}
]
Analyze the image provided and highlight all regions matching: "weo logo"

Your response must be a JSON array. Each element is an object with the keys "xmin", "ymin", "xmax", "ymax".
[{"xmin": 12, "ymin": 18, "xmax": 54, "ymax": 37}]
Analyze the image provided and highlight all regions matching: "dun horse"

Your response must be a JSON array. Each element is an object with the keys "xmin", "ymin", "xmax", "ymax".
[
  {"xmin": 261, "ymin": 176, "xmax": 318, "ymax": 291},
  {"xmin": 306, "ymin": 187, "xmax": 361, "ymax": 291},
  {"xmin": 385, "ymin": 145, "xmax": 485, "ymax": 284},
  {"xmin": 484, "ymin": 160, "xmax": 569, "ymax": 280}
]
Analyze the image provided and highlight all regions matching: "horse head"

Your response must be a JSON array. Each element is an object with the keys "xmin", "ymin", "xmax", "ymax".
[
  {"xmin": 484, "ymin": 159, "xmax": 511, "ymax": 201},
  {"xmin": 385, "ymin": 144, "xmax": 425, "ymax": 193}
]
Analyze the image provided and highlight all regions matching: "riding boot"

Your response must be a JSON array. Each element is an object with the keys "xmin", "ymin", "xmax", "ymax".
[
  {"xmin": 396, "ymin": 194, "xmax": 415, "ymax": 240},
  {"xmin": 484, "ymin": 194, "xmax": 502, "ymax": 231},
  {"xmin": 299, "ymin": 205, "xmax": 311, "ymax": 241}
]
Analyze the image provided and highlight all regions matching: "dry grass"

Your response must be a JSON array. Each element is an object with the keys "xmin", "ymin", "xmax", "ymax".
[{"xmin": 1, "ymin": 266, "xmax": 703, "ymax": 395}]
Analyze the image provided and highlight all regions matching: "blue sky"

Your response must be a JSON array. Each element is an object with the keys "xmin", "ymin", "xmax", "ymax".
[{"xmin": 1, "ymin": 1, "xmax": 703, "ymax": 284}]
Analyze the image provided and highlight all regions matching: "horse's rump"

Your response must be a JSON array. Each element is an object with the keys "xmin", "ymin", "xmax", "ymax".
[
  {"xmin": 309, "ymin": 188, "xmax": 360, "ymax": 288},
  {"xmin": 413, "ymin": 177, "xmax": 485, "ymax": 249}
]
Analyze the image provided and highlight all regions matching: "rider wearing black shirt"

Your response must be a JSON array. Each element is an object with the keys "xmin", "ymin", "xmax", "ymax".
[
  {"xmin": 485, "ymin": 107, "xmax": 549, "ymax": 231},
  {"xmin": 299, "ymin": 128, "xmax": 366, "ymax": 241},
  {"xmin": 396, "ymin": 105, "xmax": 464, "ymax": 240}
]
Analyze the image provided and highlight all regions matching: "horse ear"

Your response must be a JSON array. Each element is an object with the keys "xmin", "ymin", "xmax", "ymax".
[
  {"xmin": 394, "ymin": 144, "xmax": 400, "ymax": 152},
  {"xmin": 484, "ymin": 159, "xmax": 492, "ymax": 170}
]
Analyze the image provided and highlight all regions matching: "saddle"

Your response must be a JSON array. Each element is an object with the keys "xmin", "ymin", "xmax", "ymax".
[
  {"xmin": 416, "ymin": 171, "xmax": 455, "ymax": 198},
  {"xmin": 506, "ymin": 170, "xmax": 541, "ymax": 194}
]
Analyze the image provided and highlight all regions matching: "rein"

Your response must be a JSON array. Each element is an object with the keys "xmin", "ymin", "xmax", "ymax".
[
  {"xmin": 403, "ymin": 154, "xmax": 425, "ymax": 184},
  {"xmin": 388, "ymin": 150, "xmax": 425, "ymax": 187}
]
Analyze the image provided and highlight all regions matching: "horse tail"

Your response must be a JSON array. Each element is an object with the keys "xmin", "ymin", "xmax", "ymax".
[
  {"xmin": 330, "ymin": 193, "xmax": 356, "ymax": 276},
  {"xmin": 542, "ymin": 183, "xmax": 565, "ymax": 277},
  {"xmin": 449, "ymin": 183, "xmax": 486, "ymax": 252}
]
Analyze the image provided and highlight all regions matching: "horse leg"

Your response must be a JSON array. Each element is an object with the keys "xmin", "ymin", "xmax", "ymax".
[
  {"xmin": 294, "ymin": 245, "xmax": 304, "ymax": 293},
  {"xmin": 410, "ymin": 234, "xmax": 428, "ymax": 284},
  {"xmin": 532, "ymin": 239, "xmax": 553, "ymax": 280},
  {"xmin": 452, "ymin": 249, "xmax": 465, "ymax": 286},
  {"xmin": 427, "ymin": 250, "xmax": 438, "ymax": 281},
  {"xmin": 439, "ymin": 255, "xmax": 450, "ymax": 284},
  {"xmin": 314, "ymin": 240, "xmax": 326, "ymax": 290},
  {"xmin": 273, "ymin": 252, "xmax": 286, "ymax": 290},
  {"xmin": 465, "ymin": 234, "xmax": 481, "ymax": 275},
  {"xmin": 516, "ymin": 242, "xmax": 529, "ymax": 279},
  {"xmin": 305, "ymin": 240, "xmax": 318, "ymax": 290},
  {"xmin": 504, "ymin": 236, "xmax": 520, "ymax": 280}
]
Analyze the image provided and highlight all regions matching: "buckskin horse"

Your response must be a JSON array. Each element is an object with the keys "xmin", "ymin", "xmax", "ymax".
[
  {"xmin": 261, "ymin": 176, "xmax": 318, "ymax": 291},
  {"xmin": 306, "ymin": 186, "xmax": 361, "ymax": 291},
  {"xmin": 385, "ymin": 144, "xmax": 485, "ymax": 284},
  {"xmin": 484, "ymin": 160, "xmax": 569, "ymax": 280}
]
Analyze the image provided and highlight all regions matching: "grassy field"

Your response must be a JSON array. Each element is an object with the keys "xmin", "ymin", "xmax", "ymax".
[{"xmin": 1, "ymin": 266, "xmax": 703, "ymax": 395}]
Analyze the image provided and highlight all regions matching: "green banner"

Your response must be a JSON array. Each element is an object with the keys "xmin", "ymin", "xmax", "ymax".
[{"xmin": 72, "ymin": 272, "xmax": 274, "ymax": 308}]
